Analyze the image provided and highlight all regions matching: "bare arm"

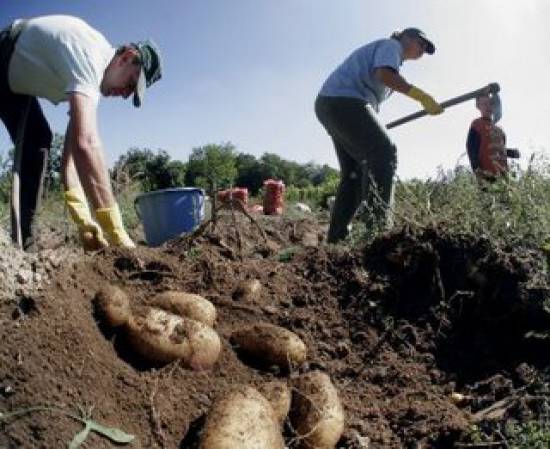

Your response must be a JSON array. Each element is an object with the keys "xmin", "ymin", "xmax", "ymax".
[
  {"xmin": 62, "ymin": 92, "xmax": 115, "ymax": 209},
  {"xmin": 374, "ymin": 67, "xmax": 412, "ymax": 94}
]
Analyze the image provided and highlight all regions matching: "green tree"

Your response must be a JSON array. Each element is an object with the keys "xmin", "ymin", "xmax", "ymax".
[
  {"xmin": 258, "ymin": 152, "xmax": 286, "ymax": 181},
  {"xmin": 0, "ymin": 148, "xmax": 12, "ymax": 203},
  {"xmin": 309, "ymin": 163, "xmax": 340, "ymax": 186},
  {"xmin": 234, "ymin": 153, "xmax": 263, "ymax": 194},
  {"xmin": 0, "ymin": 131, "xmax": 64, "ymax": 203},
  {"xmin": 144, "ymin": 153, "xmax": 186, "ymax": 191},
  {"xmin": 112, "ymin": 148, "xmax": 186, "ymax": 192},
  {"xmin": 185, "ymin": 142, "xmax": 237, "ymax": 191},
  {"xmin": 44, "ymin": 133, "xmax": 63, "ymax": 193}
]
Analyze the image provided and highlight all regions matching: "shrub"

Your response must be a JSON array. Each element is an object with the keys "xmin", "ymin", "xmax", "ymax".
[{"xmin": 392, "ymin": 154, "xmax": 550, "ymax": 248}]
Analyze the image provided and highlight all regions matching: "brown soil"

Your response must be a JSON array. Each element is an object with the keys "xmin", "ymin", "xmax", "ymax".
[{"xmin": 1, "ymin": 214, "xmax": 549, "ymax": 448}]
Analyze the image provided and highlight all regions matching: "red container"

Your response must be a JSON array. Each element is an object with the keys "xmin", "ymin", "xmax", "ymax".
[
  {"xmin": 263, "ymin": 179, "xmax": 285, "ymax": 215},
  {"xmin": 217, "ymin": 188, "xmax": 249, "ymax": 209}
]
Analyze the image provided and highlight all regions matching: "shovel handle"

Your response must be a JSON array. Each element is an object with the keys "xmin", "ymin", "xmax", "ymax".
[{"xmin": 386, "ymin": 82, "xmax": 500, "ymax": 129}]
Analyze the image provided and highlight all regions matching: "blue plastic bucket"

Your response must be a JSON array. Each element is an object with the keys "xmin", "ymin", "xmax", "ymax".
[{"xmin": 134, "ymin": 187, "xmax": 205, "ymax": 246}]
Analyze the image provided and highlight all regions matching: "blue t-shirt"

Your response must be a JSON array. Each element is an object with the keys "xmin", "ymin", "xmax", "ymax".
[{"xmin": 319, "ymin": 38, "xmax": 403, "ymax": 111}]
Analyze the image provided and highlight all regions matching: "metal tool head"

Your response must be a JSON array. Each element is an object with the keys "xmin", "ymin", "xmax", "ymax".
[
  {"xmin": 489, "ymin": 91, "xmax": 502, "ymax": 123},
  {"xmin": 485, "ymin": 82, "xmax": 500, "ymax": 95}
]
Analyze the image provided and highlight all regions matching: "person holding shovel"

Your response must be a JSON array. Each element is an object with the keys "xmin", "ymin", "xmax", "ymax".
[
  {"xmin": 0, "ymin": 15, "xmax": 162, "ymax": 250},
  {"xmin": 315, "ymin": 27, "xmax": 443, "ymax": 243}
]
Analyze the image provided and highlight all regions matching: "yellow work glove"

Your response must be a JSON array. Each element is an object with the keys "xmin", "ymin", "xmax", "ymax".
[
  {"xmin": 95, "ymin": 204, "xmax": 136, "ymax": 248},
  {"xmin": 406, "ymin": 86, "xmax": 444, "ymax": 115},
  {"xmin": 64, "ymin": 189, "xmax": 109, "ymax": 251}
]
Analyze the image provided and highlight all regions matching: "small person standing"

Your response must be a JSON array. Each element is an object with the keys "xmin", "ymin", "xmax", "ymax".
[{"xmin": 466, "ymin": 94, "xmax": 517, "ymax": 182}]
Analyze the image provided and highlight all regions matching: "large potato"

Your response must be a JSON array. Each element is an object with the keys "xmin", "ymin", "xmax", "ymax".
[
  {"xmin": 151, "ymin": 291, "xmax": 217, "ymax": 327},
  {"xmin": 200, "ymin": 386, "xmax": 284, "ymax": 449},
  {"xmin": 126, "ymin": 307, "xmax": 221, "ymax": 369},
  {"xmin": 231, "ymin": 323, "xmax": 307, "ymax": 369},
  {"xmin": 290, "ymin": 371, "xmax": 345, "ymax": 449},
  {"xmin": 258, "ymin": 381, "xmax": 291, "ymax": 425},
  {"xmin": 94, "ymin": 285, "xmax": 131, "ymax": 327}
]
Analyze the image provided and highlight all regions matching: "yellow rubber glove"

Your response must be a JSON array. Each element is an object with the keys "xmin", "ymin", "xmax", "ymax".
[
  {"xmin": 406, "ymin": 86, "xmax": 444, "ymax": 115},
  {"xmin": 95, "ymin": 204, "xmax": 136, "ymax": 248},
  {"xmin": 64, "ymin": 189, "xmax": 109, "ymax": 251}
]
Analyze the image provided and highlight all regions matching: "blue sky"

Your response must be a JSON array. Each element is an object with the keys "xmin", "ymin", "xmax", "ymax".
[{"xmin": 1, "ymin": 0, "xmax": 549, "ymax": 179}]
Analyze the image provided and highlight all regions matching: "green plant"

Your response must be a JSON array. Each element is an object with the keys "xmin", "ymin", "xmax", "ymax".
[
  {"xmin": 504, "ymin": 419, "xmax": 550, "ymax": 449},
  {"xmin": 185, "ymin": 247, "xmax": 202, "ymax": 260},
  {"xmin": 277, "ymin": 246, "xmax": 300, "ymax": 262},
  {"xmin": 391, "ymin": 154, "xmax": 550, "ymax": 249},
  {"xmin": 116, "ymin": 180, "xmax": 142, "ymax": 234},
  {"xmin": 0, "ymin": 404, "xmax": 135, "ymax": 448}
]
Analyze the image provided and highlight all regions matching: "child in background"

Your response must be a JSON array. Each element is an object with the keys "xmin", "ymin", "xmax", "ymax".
[{"xmin": 466, "ymin": 94, "xmax": 509, "ymax": 182}]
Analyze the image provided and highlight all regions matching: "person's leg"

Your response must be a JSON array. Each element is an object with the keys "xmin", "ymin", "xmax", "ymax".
[
  {"xmin": 317, "ymin": 97, "xmax": 396, "ymax": 234},
  {"xmin": 326, "ymin": 138, "xmax": 362, "ymax": 243},
  {"xmin": 316, "ymin": 95, "xmax": 363, "ymax": 242},
  {"xmin": 0, "ymin": 95, "xmax": 51, "ymax": 248},
  {"xmin": 360, "ymin": 139, "xmax": 396, "ymax": 232}
]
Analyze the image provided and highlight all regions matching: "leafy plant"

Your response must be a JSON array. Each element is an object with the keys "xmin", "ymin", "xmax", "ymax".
[
  {"xmin": 504, "ymin": 420, "xmax": 550, "ymax": 449},
  {"xmin": 0, "ymin": 404, "xmax": 135, "ymax": 448},
  {"xmin": 277, "ymin": 246, "xmax": 300, "ymax": 262}
]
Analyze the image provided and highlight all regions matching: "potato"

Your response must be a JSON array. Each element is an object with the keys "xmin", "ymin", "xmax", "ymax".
[
  {"xmin": 126, "ymin": 307, "xmax": 221, "ymax": 369},
  {"xmin": 290, "ymin": 371, "xmax": 345, "ymax": 449},
  {"xmin": 94, "ymin": 285, "xmax": 131, "ymax": 327},
  {"xmin": 258, "ymin": 381, "xmax": 291, "ymax": 424},
  {"xmin": 200, "ymin": 386, "xmax": 284, "ymax": 449},
  {"xmin": 151, "ymin": 291, "xmax": 216, "ymax": 327},
  {"xmin": 233, "ymin": 279, "xmax": 262, "ymax": 302},
  {"xmin": 231, "ymin": 323, "xmax": 307, "ymax": 369}
]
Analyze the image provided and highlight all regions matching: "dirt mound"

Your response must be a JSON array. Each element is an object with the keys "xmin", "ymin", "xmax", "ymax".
[
  {"xmin": 0, "ymin": 224, "xmax": 79, "ymax": 304},
  {"xmin": 1, "ymin": 218, "xmax": 549, "ymax": 448},
  {"xmin": 363, "ymin": 225, "xmax": 550, "ymax": 380}
]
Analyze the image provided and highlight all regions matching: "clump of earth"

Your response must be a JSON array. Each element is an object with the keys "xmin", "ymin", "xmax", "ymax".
[{"xmin": 0, "ymin": 224, "xmax": 78, "ymax": 304}]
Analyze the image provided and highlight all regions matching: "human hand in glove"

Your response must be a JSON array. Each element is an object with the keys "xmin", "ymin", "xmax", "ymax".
[
  {"xmin": 406, "ymin": 86, "xmax": 444, "ymax": 115},
  {"xmin": 78, "ymin": 223, "xmax": 109, "ymax": 251},
  {"xmin": 95, "ymin": 204, "xmax": 136, "ymax": 248},
  {"xmin": 64, "ymin": 188, "xmax": 109, "ymax": 251}
]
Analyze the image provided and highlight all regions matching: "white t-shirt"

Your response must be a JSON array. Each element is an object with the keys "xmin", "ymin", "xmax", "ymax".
[{"xmin": 8, "ymin": 15, "xmax": 115, "ymax": 105}]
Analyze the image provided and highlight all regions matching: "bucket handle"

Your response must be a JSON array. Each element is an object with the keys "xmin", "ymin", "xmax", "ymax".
[
  {"xmin": 193, "ymin": 192, "xmax": 206, "ymax": 228},
  {"xmin": 133, "ymin": 197, "xmax": 142, "ymax": 220},
  {"xmin": 192, "ymin": 193, "xmax": 201, "ymax": 228}
]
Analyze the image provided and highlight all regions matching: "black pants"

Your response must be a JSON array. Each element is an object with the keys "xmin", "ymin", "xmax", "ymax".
[
  {"xmin": 0, "ymin": 23, "xmax": 51, "ymax": 248},
  {"xmin": 315, "ymin": 95, "xmax": 396, "ymax": 243}
]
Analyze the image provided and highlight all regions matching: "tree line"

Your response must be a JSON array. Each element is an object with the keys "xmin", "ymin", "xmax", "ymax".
[{"xmin": 0, "ymin": 134, "xmax": 339, "ymax": 202}]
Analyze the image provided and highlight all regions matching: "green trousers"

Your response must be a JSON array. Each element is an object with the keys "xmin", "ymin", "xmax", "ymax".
[{"xmin": 315, "ymin": 95, "xmax": 396, "ymax": 243}]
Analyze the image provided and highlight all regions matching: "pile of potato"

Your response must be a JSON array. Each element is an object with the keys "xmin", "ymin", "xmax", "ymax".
[
  {"xmin": 200, "ymin": 372, "xmax": 344, "ymax": 449},
  {"xmin": 95, "ymin": 282, "xmax": 345, "ymax": 447},
  {"xmin": 95, "ymin": 286, "xmax": 221, "ymax": 370}
]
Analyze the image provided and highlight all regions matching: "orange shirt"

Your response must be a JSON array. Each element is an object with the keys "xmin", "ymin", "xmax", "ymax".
[{"xmin": 467, "ymin": 117, "xmax": 507, "ymax": 176}]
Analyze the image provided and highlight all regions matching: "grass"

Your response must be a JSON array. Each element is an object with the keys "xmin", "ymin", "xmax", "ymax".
[
  {"xmin": 0, "ymin": 183, "xmax": 144, "ymax": 244},
  {"xmin": 2, "ymin": 156, "xmax": 550, "ymax": 252},
  {"xmin": 466, "ymin": 416, "xmax": 550, "ymax": 449},
  {"xmin": 505, "ymin": 419, "xmax": 550, "ymax": 449},
  {"xmin": 389, "ymin": 154, "xmax": 550, "ymax": 250}
]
